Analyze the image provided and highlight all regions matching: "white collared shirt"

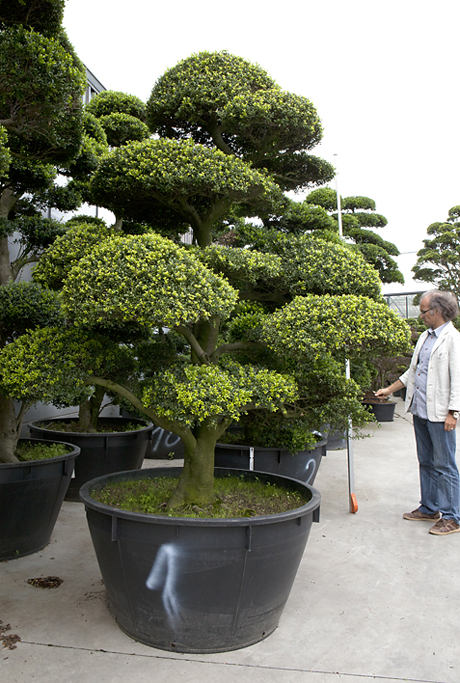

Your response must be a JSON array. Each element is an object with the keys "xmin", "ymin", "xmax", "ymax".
[{"xmin": 411, "ymin": 323, "xmax": 448, "ymax": 419}]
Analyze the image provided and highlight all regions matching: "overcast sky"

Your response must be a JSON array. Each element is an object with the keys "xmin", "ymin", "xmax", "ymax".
[{"xmin": 63, "ymin": 0, "xmax": 460, "ymax": 292}]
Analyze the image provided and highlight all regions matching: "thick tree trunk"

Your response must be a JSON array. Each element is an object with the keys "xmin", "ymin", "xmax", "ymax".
[
  {"xmin": 0, "ymin": 188, "xmax": 19, "ymax": 284},
  {"xmin": 164, "ymin": 318, "xmax": 225, "ymax": 508},
  {"xmin": 0, "ymin": 235, "xmax": 12, "ymax": 285},
  {"xmin": 87, "ymin": 376, "xmax": 230, "ymax": 509},
  {"xmin": 166, "ymin": 423, "xmax": 218, "ymax": 509},
  {"xmin": 77, "ymin": 386, "xmax": 105, "ymax": 431},
  {"xmin": 77, "ymin": 400, "xmax": 97, "ymax": 432},
  {"xmin": 0, "ymin": 392, "xmax": 22, "ymax": 463},
  {"xmin": 194, "ymin": 317, "xmax": 220, "ymax": 357}
]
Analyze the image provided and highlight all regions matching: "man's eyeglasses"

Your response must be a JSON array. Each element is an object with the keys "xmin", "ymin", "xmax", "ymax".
[{"xmin": 420, "ymin": 308, "xmax": 432, "ymax": 315}]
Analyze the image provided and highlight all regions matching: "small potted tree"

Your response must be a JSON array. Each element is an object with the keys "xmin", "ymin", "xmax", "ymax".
[{"xmin": 360, "ymin": 355, "xmax": 409, "ymax": 421}]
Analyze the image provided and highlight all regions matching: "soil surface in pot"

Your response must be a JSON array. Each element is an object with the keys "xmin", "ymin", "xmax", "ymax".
[
  {"xmin": 34, "ymin": 420, "xmax": 146, "ymax": 434},
  {"xmin": 362, "ymin": 391, "xmax": 396, "ymax": 405},
  {"xmin": 14, "ymin": 441, "xmax": 73, "ymax": 461},
  {"xmin": 362, "ymin": 397, "xmax": 395, "ymax": 404},
  {"xmin": 91, "ymin": 474, "xmax": 310, "ymax": 519}
]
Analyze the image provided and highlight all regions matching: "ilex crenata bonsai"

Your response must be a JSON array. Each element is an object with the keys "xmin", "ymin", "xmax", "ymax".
[
  {"xmin": 0, "ymin": 0, "xmax": 87, "ymax": 463},
  {"xmin": 0, "ymin": 51, "xmax": 411, "ymax": 500}
]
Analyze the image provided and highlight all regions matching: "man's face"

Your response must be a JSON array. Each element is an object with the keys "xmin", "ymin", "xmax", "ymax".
[
  {"xmin": 419, "ymin": 296, "xmax": 445, "ymax": 328},
  {"xmin": 419, "ymin": 297, "xmax": 433, "ymax": 327}
]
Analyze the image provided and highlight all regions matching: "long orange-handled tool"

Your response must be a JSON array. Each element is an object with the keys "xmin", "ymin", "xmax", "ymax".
[
  {"xmin": 346, "ymin": 359, "xmax": 358, "ymax": 513},
  {"xmin": 336, "ymin": 162, "xmax": 358, "ymax": 513}
]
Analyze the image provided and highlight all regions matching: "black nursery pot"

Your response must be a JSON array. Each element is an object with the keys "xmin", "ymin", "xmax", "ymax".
[
  {"xmin": 0, "ymin": 439, "xmax": 79, "ymax": 562},
  {"xmin": 146, "ymin": 425, "xmax": 185, "ymax": 459},
  {"xmin": 362, "ymin": 401, "xmax": 397, "ymax": 422},
  {"xmin": 80, "ymin": 467, "xmax": 321, "ymax": 654},
  {"xmin": 214, "ymin": 438, "xmax": 327, "ymax": 485},
  {"xmin": 120, "ymin": 409, "xmax": 184, "ymax": 459},
  {"xmin": 29, "ymin": 417, "xmax": 153, "ymax": 501}
]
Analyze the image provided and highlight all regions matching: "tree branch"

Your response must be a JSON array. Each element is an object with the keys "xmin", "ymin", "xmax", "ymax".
[
  {"xmin": 89, "ymin": 376, "xmax": 195, "ymax": 447},
  {"xmin": 174, "ymin": 325, "xmax": 210, "ymax": 364},
  {"xmin": 15, "ymin": 400, "xmax": 30, "ymax": 431},
  {"xmin": 238, "ymin": 289, "xmax": 291, "ymax": 305},
  {"xmin": 215, "ymin": 416, "xmax": 234, "ymax": 440},
  {"xmin": 0, "ymin": 118, "xmax": 16, "ymax": 129},
  {"xmin": 210, "ymin": 341, "xmax": 263, "ymax": 362},
  {"xmin": 207, "ymin": 122, "xmax": 235, "ymax": 156},
  {"xmin": 11, "ymin": 252, "xmax": 42, "ymax": 281}
]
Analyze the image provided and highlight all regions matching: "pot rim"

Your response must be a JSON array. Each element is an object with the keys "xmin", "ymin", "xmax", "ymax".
[
  {"xmin": 362, "ymin": 400, "xmax": 397, "ymax": 405},
  {"xmin": 0, "ymin": 437, "xmax": 80, "ymax": 469},
  {"xmin": 215, "ymin": 438, "xmax": 327, "ymax": 453},
  {"xmin": 29, "ymin": 416, "xmax": 153, "ymax": 437},
  {"xmin": 80, "ymin": 466, "xmax": 321, "ymax": 528}
]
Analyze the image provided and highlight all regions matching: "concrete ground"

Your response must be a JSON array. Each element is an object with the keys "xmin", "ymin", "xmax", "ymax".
[{"xmin": 2, "ymin": 398, "xmax": 459, "ymax": 683}]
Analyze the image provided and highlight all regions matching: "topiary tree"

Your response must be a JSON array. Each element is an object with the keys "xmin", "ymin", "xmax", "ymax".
[
  {"xmin": 0, "ymin": 18, "xmax": 85, "ymax": 163},
  {"xmin": 85, "ymin": 90, "xmax": 149, "ymax": 148},
  {"xmin": 412, "ymin": 205, "xmax": 460, "ymax": 300},
  {"xmin": 256, "ymin": 196, "xmax": 338, "ymax": 237},
  {"xmin": 0, "ymin": 0, "xmax": 87, "ymax": 462},
  {"xmin": 0, "ymin": 0, "xmax": 66, "ymax": 36},
  {"xmin": 0, "ymin": 0, "xmax": 87, "ymax": 277},
  {"xmin": 305, "ymin": 187, "xmax": 404, "ymax": 284},
  {"xmin": 0, "ymin": 52, "xmax": 411, "ymax": 502},
  {"xmin": 0, "ymin": 4, "xmax": 157, "ymax": 461}
]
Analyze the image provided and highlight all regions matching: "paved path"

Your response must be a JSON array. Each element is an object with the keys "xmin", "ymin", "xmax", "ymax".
[{"xmin": 2, "ymin": 399, "xmax": 459, "ymax": 683}]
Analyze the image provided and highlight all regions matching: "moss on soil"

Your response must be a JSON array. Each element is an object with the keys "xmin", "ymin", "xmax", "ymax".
[
  {"xmin": 91, "ymin": 474, "xmax": 310, "ymax": 519},
  {"xmin": 15, "ymin": 442, "xmax": 72, "ymax": 461}
]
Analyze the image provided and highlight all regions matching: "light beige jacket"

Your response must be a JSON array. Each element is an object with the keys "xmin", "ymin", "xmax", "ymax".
[{"xmin": 399, "ymin": 321, "xmax": 460, "ymax": 422}]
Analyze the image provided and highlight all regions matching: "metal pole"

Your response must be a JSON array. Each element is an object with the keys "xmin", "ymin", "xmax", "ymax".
[
  {"xmin": 335, "ymin": 156, "xmax": 358, "ymax": 513},
  {"xmin": 334, "ymin": 153, "xmax": 343, "ymax": 237},
  {"xmin": 335, "ymin": 177, "xmax": 343, "ymax": 237}
]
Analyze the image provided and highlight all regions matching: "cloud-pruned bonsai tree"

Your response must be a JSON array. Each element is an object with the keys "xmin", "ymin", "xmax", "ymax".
[
  {"xmin": 0, "ymin": 52, "xmax": 410, "ymax": 504},
  {"xmin": 85, "ymin": 90, "xmax": 149, "ymax": 148},
  {"xmin": 305, "ymin": 187, "xmax": 404, "ymax": 285},
  {"xmin": 17, "ymin": 86, "xmax": 170, "ymax": 437},
  {"xmin": 0, "ymin": 23, "xmax": 160, "ymax": 452},
  {"xmin": 0, "ymin": 0, "xmax": 85, "ymax": 164},
  {"xmin": 412, "ymin": 205, "xmax": 460, "ymax": 300},
  {"xmin": 0, "ymin": 0, "xmax": 87, "ymax": 463}
]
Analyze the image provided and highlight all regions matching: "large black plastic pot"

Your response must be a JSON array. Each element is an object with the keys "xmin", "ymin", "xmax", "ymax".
[
  {"xmin": 362, "ymin": 401, "xmax": 397, "ymax": 422},
  {"xmin": 120, "ymin": 409, "xmax": 184, "ymax": 459},
  {"xmin": 147, "ymin": 426, "xmax": 184, "ymax": 459},
  {"xmin": 0, "ymin": 439, "xmax": 79, "ymax": 562},
  {"xmin": 325, "ymin": 430, "xmax": 347, "ymax": 450},
  {"xmin": 29, "ymin": 417, "xmax": 153, "ymax": 501},
  {"xmin": 214, "ymin": 438, "xmax": 327, "ymax": 485},
  {"xmin": 320, "ymin": 424, "xmax": 347, "ymax": 451},
  {"xmin": 80, "ymin": 466, "xmax": 321, "ymax": 653}
]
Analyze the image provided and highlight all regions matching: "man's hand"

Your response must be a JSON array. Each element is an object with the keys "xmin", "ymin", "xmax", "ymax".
[{"xmin": 445, "ymin": 414, "xmax": 458, "ymax": 432}]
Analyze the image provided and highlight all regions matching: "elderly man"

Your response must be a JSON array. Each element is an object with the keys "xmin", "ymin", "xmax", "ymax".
[{"xmin": 376, "ymin": 290, "xmax": 460, "ymax": 535}]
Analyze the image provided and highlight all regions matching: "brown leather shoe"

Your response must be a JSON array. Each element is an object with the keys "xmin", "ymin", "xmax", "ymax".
[
  {"xmin": 429, "ymin": 518, "xmax": 460, "ymax": 535},
  {"xmin": 403, "ymin": 508, "xmax": 441, "ymax": 521}
]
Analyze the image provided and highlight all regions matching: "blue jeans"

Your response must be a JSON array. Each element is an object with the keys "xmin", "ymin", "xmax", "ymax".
[{"xmin": 413, "ymin": 415, "xmax": 460, "ymax": 523}]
